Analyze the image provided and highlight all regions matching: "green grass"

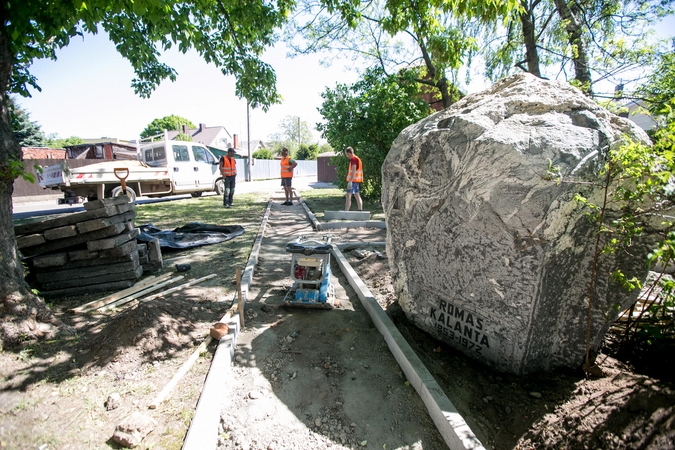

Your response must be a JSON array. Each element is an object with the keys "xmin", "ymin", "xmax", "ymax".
[
  {"xmin": 133, "ymin": 192, "xmax": 270, "ymax": 285},
  {"xmin": 299, "ymin": 188, "xmax": 385, "ymax": 221}
]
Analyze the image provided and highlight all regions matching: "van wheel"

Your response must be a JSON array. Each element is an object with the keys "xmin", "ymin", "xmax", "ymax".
[
  {"xmin": 111, "ymin": 186, "xmax": 137, "ymax": 203},
  {"xmin": 191, "ymin": 191, "xmax": 203, "ymax": 198},
  {"xmin": 215, "ymin": 179, "xmax": 225, "ymax": 195}
]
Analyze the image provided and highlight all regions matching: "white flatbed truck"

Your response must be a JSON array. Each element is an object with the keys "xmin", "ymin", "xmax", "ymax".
[{"xmin": 38, "ymin": 135, "xmax": 225, "ymax": 204}]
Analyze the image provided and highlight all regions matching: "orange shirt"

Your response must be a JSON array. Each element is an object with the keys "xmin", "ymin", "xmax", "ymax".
[{"xmin": 346, "ymin": 155, "xmax": 363, "ymax": 183}]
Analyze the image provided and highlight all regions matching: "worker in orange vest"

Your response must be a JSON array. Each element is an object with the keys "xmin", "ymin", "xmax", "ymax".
[
  {"xmin": 219, "ymin": 148, "xmax": 237, "ymax": 208},
  {"xmin": 344, "ymin": 146, "xmax": 363, "ymax": 211},
  {"xmin": 280, "ymin": 147, "xmax": 298, "ymax": 205}
]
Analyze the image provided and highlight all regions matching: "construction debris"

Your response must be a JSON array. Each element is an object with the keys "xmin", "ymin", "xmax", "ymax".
[{"xmin": 14, "ymin": 196, "xmax": 163, "ymax": 298}]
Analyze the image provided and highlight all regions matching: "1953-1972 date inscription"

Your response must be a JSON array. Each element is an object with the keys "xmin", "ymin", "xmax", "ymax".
[{"xmin": 430, "ymin": 300, "xmax": 490, "ymax": 355}]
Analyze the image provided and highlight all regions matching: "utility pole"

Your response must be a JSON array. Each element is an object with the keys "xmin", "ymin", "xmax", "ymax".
[
  {"xmin": 247, "ymin": 102, "xmax": 252, "ymax": 181},
  {"xmin": 297, "ymin": 116, "xmax": 301, "ymax": 149}
]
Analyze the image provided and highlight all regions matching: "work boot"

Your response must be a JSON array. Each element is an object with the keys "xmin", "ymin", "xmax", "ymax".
[{"xmin": 225, "ymin": 204, "xmax": 231, "ymax": 208}]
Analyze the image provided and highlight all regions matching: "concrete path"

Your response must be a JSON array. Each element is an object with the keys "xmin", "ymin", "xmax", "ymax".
[{"xmin": 183, "ymin": 192, "xmax": 484, "ymax": 450}]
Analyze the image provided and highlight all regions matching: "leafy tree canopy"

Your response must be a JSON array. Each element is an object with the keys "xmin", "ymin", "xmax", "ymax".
[
  {"xmin": 318, "ymin": 67, "xmax": 432, "ymax": 199},
  {"xmin": 44, "ymin": 135, "xmax": 84, "ymax": 149},
  {"xmin": 6, "ymin": 0, "xmax": 293, "ymax": 109},
  {"xmin": 140, "ymin": 115, "xmax": 196, "ymax": 139},
  {"xmin": 253, "ymin": 148, "xmax": 274, "ymax": 159},
  {"xmin": 296, "ymin": 143, "xmax": 320, "ymax": 160},
  {"xmin": 636, "ymin": 39, "xmax": 675, "ymax": 116},
  {"xmin": 9, "ymin": 97, "xmax": 45, "ymax": 147},
  {"xmin": 268, "ymin": 115, "xmax": 316, "ymax": 155}
]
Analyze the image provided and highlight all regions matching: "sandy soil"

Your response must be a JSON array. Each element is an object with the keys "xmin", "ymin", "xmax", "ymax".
[{"xmin": 1, "ymin": 201, "xmax": 674, "ymax": 450}]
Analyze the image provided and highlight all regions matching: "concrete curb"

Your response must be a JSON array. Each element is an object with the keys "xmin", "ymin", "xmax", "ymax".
[
  {"xmin": 331, "ymin": 246, "xmax": 486, "ymax": 450},
  {"xmin": 181, "ymin": 199, "xmax": 273, "ymax": 450},
  {"xmin": 182, "ymin": 315, "xmax": 240, "ymax": 450},
  {"xmin": 298, "ymin": 197, "xmax": 386, "ymax": 231}
]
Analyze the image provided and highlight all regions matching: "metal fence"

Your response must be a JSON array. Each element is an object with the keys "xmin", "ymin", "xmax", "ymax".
[{"xmin": 240, "ymin": 159, "xmax": 317, "ymax": 181}]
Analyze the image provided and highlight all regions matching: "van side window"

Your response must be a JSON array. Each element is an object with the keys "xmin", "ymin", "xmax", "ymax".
[
  {"xmin": 192, "ymin": 146, "xmax": 209, "ymax": 163},
  {"xmin": 173, "ymin": 145, "xmax": 190, "ymax": 162}
]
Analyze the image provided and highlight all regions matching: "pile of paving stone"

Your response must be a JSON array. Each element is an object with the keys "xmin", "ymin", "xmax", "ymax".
[{"xmin": 14, "ymin": 196, "xmax": 162, "ymax": 298}]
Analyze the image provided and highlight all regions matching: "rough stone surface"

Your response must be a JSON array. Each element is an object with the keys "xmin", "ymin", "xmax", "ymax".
[
  {"xmin": 381, "ymin": 73, "xmax": 653, "ymax": 374},
  {"xmin": 112, "ymin": 412, "xmax": 157, "ymax": 448}
]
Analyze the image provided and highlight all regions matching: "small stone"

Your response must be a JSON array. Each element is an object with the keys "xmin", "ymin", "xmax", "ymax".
[
  {"xmin": 106, "ymin": 393, "xmax": 121, "ymax": 411},
  {"xmin": 529, "ymin": 391, "xmax": 542, "ymax": 399},
  {"xmin": 112, "ymin": 412, "xmax": 157, "ymax": 448},
  {"xmin": 248, "ymin": 390, "xmax": 264, "ymax": 399},
  {"xmin": 315, "ymin": 418, "xmax": 322, "ymax": 427}
]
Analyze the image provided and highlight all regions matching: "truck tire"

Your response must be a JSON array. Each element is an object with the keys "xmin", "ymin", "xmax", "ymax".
[
  {"xmin": 111, "ymin": 186, "xmax": 137, "ymax": 203},
  {"xmin": 215, "ymin": 179, "xmax": 225, "ymax": 195},
  {"xmin": 191, "ymin": 191, "xmax": 203, "ymax": 198}
]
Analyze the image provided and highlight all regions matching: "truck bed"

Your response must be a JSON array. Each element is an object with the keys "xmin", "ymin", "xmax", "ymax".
[{"xmin": 39, "ymin": 160, "xmax": 170, "ymax": 188}]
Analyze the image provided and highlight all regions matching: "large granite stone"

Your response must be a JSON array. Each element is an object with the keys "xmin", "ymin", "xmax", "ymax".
[{"xmin": 382, "ymin": 73, "xmax": 653, "ymax": 374}]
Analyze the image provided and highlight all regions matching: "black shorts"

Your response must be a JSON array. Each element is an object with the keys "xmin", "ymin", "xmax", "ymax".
[{"xmin": 281, "ymin": 178, "xmax": 292, "ymax": 187}]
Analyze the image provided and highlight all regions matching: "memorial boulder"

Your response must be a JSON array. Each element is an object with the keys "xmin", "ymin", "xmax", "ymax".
[{"xmin": 382, "ymin": 73, "xmax": 653, "ymax": 374}]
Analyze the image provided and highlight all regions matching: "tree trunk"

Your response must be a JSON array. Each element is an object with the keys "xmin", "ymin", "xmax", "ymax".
[
  {"xmin": 520, "ymin": 0, "xmax": 542, "ymax": 77},
  {"xmin": 0, "ymin": 29, "xmax": 64, "ymax": 348},
  {"xmin": 553, "ymin": 0, "xmax": 593, "ymax": 94}
]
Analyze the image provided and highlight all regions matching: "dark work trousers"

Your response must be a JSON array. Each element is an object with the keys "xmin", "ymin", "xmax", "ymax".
[{"xmin": 223, "ymin": 176, "xmax": 236, "ymax": 206}]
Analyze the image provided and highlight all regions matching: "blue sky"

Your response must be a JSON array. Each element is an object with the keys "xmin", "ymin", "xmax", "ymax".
[{"xmin": 17, "ymin": 14, "xmax": 674, "ymax": 144}]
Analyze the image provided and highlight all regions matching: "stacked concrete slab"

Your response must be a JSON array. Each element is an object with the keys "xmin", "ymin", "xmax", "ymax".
[{"xmin": 14, "ymin": 196, "xmax": 163, "ymax": 298}]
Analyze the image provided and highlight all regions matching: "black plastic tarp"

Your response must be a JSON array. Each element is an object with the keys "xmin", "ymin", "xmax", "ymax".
[{"xmin": 137, "ymin": 222, "xmax": 245, "ymax": 249}]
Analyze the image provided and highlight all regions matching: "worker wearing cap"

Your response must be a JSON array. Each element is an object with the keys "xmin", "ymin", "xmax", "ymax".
[
  {"xmin": 219, "ymin": 148, "xmax": 237, "ymax": 208},
  {"xmin": 280, "ymin": 147, "xmax": 298, "ymax": 205},
  {"xmin": 344, "ymin": 146, "xmax": 363, "ymax": 211}
]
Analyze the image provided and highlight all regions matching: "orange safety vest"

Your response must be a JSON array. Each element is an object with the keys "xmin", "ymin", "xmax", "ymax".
[
  {"xmin": 220, "ymin": 156, "xmax": 236, "ymax": 177},
  {"xmin": 346, "ymin": 155, "xmax": 363, "ymax": 183},
  {"xmin": 281, "ymin": 156, "xmax": 294, "ymax": 178}
]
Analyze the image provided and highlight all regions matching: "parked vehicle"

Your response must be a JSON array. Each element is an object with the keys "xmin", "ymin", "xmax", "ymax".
[{"xmin": 38, "ymin": 135, "xmax": 225, "ymax": 204}]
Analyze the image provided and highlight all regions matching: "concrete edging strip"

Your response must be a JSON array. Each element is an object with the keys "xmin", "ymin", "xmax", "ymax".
[
  {"xmin": 331, "ymin": 245, "xmax": 486, "ymax": 450},
  {"xmin": 182, "ymin": 199, "xmax": 273, "ymax": 450}
]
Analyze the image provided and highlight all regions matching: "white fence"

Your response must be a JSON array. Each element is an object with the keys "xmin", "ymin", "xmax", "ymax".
[{"xmin": 237, "ymin": 159, "xmax": 317, "ymax": 182}]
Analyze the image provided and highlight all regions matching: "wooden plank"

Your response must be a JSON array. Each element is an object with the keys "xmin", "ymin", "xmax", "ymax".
[
  {"xmin": 148, "ymin": 336, "xmax": 213, "ymax": 410},
  {"xmin": 149, "ymin": 304, "xmax": 240, "ymax": 410},
  {"xmin": 140, "ymin": 274, "xmax": 218, "ymax": 303},
  {"xmin": 14, "ymin": 204, "xmax": 126, "ymax": 236},
  {"xmin": 21, "ymin": 221, "xmax": 130, "ymax": 257},
  {"xmin": 36, "ymin": 258, "xmax": 140, "ymax": 283},
  {"xmin": 88, "ymin": 228, "xmax": 140, "ymax": 251},
  {"xmin": 40, "ymin": 279, "xmax": 136, "ymax": 299},
  {"xmin": 96, "ymin": 276, "xmax": 185, "ymax": 312},
  {"xmin": 39, "ymin": 265, "xmax": 143, "ymax": 290},
  {"xmin": 237, "ymin": 267, "xmax": 245, "ymax": 328},
  {"xmin": 72, "ymin": 274, "xmax": 169, "ymax": 313}
]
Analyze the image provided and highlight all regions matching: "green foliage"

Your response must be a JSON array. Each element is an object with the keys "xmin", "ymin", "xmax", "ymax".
[
  {"xmin": 318, "ymin": 67, "xmax": 432, "ymax": 200},
  {"xmin": 9, "ymin": 97, "xmax": 45, "ymax": 147},
  {"xmin": 288, "ymin": 0, "xmax": 516, "ymax": 108},
  {"xmin": 5, "ymin": 0, "xmax": 292, "ymax": 109},
  {"xmin": 141, "ymin": 115, "xmax": 196, "ymax": 139},
  {"xmin": 1, "ymin": 157, "xmax": 37, "ymax": 184},
  {"xmin": 175, "ymin": 132, "xmax": 193, "ymax": 141},
  {"xmin": 561, "ymin": 102, "xmax": 675, "ymax": 352},
  {"xmin": 296, "ymin": 143, "xmax": 320, "ymax": 160},
  {"xmin": 482, "ymin": 0, "xmax": 672, "ymax": 95},
  {"xmin": 252, "ymin": 148, "xmax": 274, "ymax": 159},
  {"xmin": 636, "ymin": 39, "xmax": 675, "ymax": 116},
  {"xmin": 44, "ymin": 135, "xmax": 84, "ymax": 148},
  {"xmin": 267, "ymin": 116, "xmax": 316, "ymax": 154}
]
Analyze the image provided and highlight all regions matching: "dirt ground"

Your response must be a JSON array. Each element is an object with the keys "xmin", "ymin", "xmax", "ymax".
[{"xmin": 2, "ymin": 199, "xmax": 674, "ymax": 450}]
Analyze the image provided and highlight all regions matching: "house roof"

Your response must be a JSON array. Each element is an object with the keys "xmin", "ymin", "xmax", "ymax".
[
  {"xmin": 167, "ymin": 123, "xmax": 232, "ymax": 149},
  {"xmin": 22, "ymin": 147, "xmax": 67, "ymax": 159}
]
